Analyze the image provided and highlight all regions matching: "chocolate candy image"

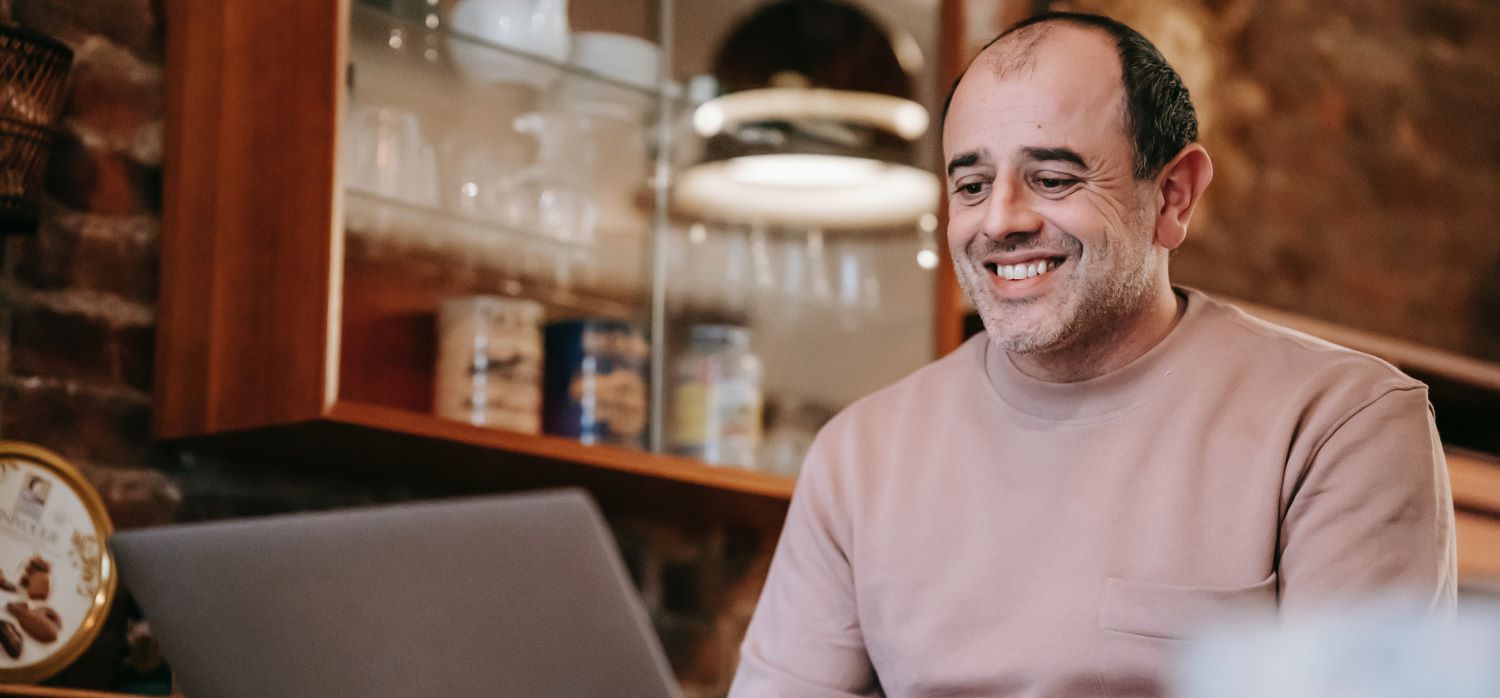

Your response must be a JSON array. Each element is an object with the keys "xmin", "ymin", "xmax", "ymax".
[
  {"xmin": 20, "ymin": 573, "xmax": 48, "ymax": 601},
  {"xmin": 19, "ymin": 556, "xmax": 51, "ymax": 601},
  {"xmin": 6, "ymin": 602, "xmax": 60, "ymax": 643},
  {"xmin": 0, "ymin": 620, "xmax": 21, "ymax": 658}
]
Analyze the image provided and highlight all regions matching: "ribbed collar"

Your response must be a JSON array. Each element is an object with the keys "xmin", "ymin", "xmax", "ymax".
[{"xmin": 981, "ymin": 287, "xmax": 1206, "ymax": 423}]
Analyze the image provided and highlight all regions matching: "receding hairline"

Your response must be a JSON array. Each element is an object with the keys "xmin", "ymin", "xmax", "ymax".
[
  {"xmin": 944, "ymin": 19, "xmax": 1126, "ymax": 129},
  {"xmin": 974, "ymin": 21, "xmax": 1121, "ymax": 82},
  {"xmin": 973, "ymin": 22, "xmax": 1050, "ymax": 80}
]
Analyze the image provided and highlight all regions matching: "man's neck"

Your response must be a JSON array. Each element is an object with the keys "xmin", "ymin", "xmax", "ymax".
[{"xmin": 1008, "ymin": 285, "xmax": 1185, "ymax": 383}]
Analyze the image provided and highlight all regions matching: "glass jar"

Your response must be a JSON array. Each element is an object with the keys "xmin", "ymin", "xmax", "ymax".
[
  {"xmin": 433, "ymin": 296, "xmax": 544, "ymax": 432},
  {"xmin": 671, "ymin": 324, "xmax": 763, "ymax": 468}
]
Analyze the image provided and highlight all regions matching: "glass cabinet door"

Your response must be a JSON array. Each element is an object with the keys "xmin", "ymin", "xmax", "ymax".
[
  {"xmin": 338, "ymin": 0, "xmax": 665, "ymax": 448},
  {"xmin": 335, "ymin": 0, "xmax": 940, "ymax": 477}
]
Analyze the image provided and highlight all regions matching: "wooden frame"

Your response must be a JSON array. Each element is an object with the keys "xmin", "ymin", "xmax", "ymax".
[{"xmin": 158, "ymin": 0, "xmax": 346, "ymax": 436}]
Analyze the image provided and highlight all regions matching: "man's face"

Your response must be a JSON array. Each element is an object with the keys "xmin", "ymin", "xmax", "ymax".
[{"xmin": 943, "ymin": 27, "xmax": 1164, "ymax": 356}]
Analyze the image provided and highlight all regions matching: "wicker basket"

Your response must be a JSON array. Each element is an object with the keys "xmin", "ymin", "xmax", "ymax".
[
  {"xmin": 0, "ymin": 116, "xmax": 52, "ymax": 233},
  {"xmin": 0, "ymin": 24, "xmax": 73, "ymax": 124},
  {"xmin": 0, "ymin": 24, "xmax": 72, "ymax": 233}
]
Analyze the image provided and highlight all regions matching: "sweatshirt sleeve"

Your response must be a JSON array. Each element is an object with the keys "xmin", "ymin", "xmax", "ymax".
[
  {"xmin": 729, "ymin": 429, "xmax": 880, "ymax": 697},
  {"xmin": 1279, "ymin": 386, "xmax": 1458, "ymax": 616}
]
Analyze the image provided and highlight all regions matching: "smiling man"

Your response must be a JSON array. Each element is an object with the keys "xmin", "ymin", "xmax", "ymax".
[{"xmin": 729, "ymin": 12, "xmax": 1457, "ymax": 698}]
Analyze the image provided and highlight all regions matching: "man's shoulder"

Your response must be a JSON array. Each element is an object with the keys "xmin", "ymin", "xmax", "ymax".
[{"xmin": 1191, "ymin": 290, "xmax": 1425, "ymax": 399}]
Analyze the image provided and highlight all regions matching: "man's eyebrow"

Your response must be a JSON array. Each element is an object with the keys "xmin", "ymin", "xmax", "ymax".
[
  {"xmin": 946, "ymin": 150, "xmax": 984, "ymax": 177},
  {"xmin": 1022, "ymin": 146, "xmax": 1089, "ymax": 169}
]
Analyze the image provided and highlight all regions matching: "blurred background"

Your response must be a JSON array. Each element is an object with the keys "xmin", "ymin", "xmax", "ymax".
[{"xmin": 0, "ymin": 0, "xmax": 1496, "ymax": 695}]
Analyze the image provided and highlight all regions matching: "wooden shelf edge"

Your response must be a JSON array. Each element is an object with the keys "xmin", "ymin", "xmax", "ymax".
[{"xmin": 323, "ymin": 400, "xmax": 798, "ymax": 502}]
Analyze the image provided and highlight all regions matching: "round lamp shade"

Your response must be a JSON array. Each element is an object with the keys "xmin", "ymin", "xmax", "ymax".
[{"xmin": 675, "ymin": 153, "xmax": 939, "ymax": 229}]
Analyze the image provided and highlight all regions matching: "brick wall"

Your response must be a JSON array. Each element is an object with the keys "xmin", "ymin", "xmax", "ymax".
[
  {"xmin": 1057, "ymin": 0, "xmax": 1500, "ymax": 364},
  {"xmin": 1, "ymin": 0, "xmax": 176, "ymax": 527},
  {"xmin": 0, "ymin": 1, "xmax": 768, "ymax": 694}
]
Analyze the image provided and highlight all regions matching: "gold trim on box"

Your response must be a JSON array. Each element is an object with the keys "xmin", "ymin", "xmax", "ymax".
[{"xmin": 0, "ymin": 442, "xmax": 118, "ymax": 685}]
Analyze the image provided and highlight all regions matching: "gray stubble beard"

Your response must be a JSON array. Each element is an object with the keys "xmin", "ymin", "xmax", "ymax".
[{"xmin": 952, "ymin": 225, "xmax": 1160, "ymax": 359}]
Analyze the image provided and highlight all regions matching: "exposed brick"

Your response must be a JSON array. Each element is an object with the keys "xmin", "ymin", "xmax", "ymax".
[
  {"xmin": 62, "ymin": 35, "xmax": 164, "ymax": 163},
  {"xmin": 0, "ymin": 379, "xmax": 159, "ymax": 468},
  {"xmin": 112, "ymin": 324, "xmax": 154, "ymax": 393},
  {"xmin": 10, "ymin": 304, "xmax": 113, "ymax": 381},
  {"xmin": 15, "ymin": 214, "xmax": 159, "ymax": 302},
  {"xmin": 12, "ymin": 0, "xmax": 162, "ymax": 61},
  {"xmin": 1071, "ymin": 0, "xmax": 1500, "ymax": 364},
  {"xmin": 43, "ymin": 133, "xmax": 160, "ymax": 215}
]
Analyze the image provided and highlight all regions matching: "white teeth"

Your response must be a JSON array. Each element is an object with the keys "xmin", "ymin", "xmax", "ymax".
[{"xmin": 994, "ymin": 259, "xmax": 1060, "ymax": 280}]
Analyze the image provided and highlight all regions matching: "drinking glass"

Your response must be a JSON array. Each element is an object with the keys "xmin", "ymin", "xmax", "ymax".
[{"xmin": 344, "ymin": 105, "xmax": 438, "ymax": 205}]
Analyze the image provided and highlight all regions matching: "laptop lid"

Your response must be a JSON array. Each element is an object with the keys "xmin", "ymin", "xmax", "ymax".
[{"xmin": 110, "ymin": 489, "xmax": 681, "ymax": 697}]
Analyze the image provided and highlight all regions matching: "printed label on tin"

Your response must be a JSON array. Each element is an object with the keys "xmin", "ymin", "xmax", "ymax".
[{"xmin": 0, "ymin": 458, "xmax": 108, "ymax": 670}]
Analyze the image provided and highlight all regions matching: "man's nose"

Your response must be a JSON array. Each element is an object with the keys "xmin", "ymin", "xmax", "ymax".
[{"xmin": 979, "ymin": 175, "xmax": 1043, "ymax": 242}]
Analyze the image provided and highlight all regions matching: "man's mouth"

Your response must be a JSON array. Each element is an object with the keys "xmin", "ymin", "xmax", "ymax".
[{"xmin": 983, "ymin": 256, "xmax": 1067, "ymax": 281}]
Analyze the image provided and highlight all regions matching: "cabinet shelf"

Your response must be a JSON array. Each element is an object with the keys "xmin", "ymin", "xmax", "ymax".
[
  {"xmin": 346, "ymin": 188, "xmax": 611, "ymax": 259},
  {"xmin": 172, "ymin": 400, "xmax": 795, "ymax": 529},
  {"xmin": 343, "ymin": 188, "xmax": 648, "ymax": 319},
  {"xmin": 328, "ymin": 401, "xmax": 795, "ymax": 501}
]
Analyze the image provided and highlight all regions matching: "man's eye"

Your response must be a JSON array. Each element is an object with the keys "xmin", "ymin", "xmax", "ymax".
[
  {"xmin": 954, "ymin": 182, "xmax": 987, "ymax": 197},
  {"xmin": 1034, "ymin": 176, "xmax": 1077, "ymax": 191}
]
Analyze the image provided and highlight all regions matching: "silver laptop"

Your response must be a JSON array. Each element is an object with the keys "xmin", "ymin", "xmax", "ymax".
[{"xmin": 110, "ymin": 489, "xmax": 682, "ymax": 697}]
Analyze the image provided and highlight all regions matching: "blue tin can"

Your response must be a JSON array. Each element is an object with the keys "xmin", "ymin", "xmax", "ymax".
[{"xmin": 543, "ymin": 319, "xmax": 649, "ymax": 447}]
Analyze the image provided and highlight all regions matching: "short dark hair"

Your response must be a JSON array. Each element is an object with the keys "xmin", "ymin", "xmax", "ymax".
[{"xmin": 942, "ymin": 12, "xmax": 1198, "ymax": 180}]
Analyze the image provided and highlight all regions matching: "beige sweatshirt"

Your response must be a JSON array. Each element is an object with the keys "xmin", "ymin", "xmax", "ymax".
[{"xmin": 731, "ymin": 288, "xmax": 1457, "ymax": 698}]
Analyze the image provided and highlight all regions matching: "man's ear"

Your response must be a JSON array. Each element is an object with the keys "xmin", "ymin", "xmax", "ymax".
[{"xmin": 1153, "ymin": 143, "xmax": 1213, "ymax": 250}]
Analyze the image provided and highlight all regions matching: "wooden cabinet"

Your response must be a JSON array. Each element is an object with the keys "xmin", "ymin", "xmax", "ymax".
[{"xmin": 155, "ymin": 0, "xmax": 798, "ymax": 529}]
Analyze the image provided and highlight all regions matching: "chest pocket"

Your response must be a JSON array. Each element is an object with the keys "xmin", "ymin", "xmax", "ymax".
[{"xmin": 1099, "ymin": 572, "xmax": 1278, "ymax": 640}]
